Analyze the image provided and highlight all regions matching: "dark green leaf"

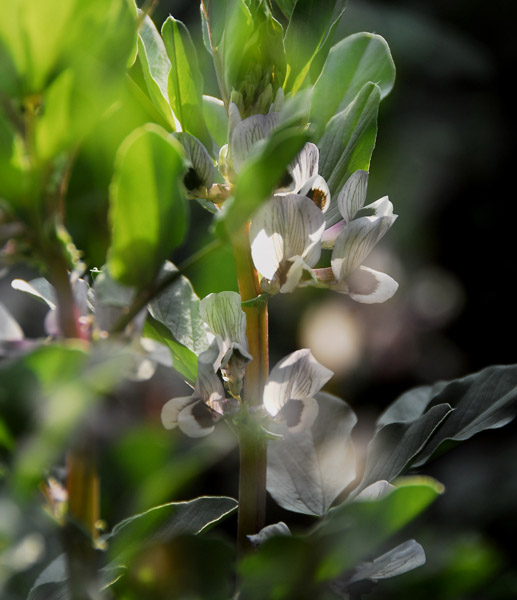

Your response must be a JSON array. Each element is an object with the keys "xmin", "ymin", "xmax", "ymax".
[
  {"xmin": 311, "ymin": 32, "xmax": 395, "ymax": 135},
  {"xmin": 353, "ymin": 404, "xmax": 452, "ymax": 496},
  {"xmin": 319, "ymin": 82, "xmax": 381, "ymax": 227},
  {"xmin": 107, "ymin": 124, "xmax": 188, "ymax": 287},
  {"xmin": 267, "ymin": 393, "xmax": 357, "ymax": 516}
]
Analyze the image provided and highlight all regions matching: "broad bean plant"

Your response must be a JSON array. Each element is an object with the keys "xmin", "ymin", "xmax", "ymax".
[{"xmin": 0, "ymin": 1, "xmax": 516, "ymax": 599}]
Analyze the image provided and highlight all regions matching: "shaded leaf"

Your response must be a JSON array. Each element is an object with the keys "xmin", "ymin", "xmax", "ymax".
[
  {"xmin": 267, "ymin": 393, "xmax": 357, "ymax": 516},
  {"xmin": 353, "ymin": 403, "xmax": 452, "ymax": 495},
  {"xmin": 107, "ymin": 125, "xmax": 187, "ymax": 287}
]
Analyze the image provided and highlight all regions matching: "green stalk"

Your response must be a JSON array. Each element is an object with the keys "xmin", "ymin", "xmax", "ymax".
[{"xmin": 231, "ymin": 223, "xmax": 269, "ymax": 553}]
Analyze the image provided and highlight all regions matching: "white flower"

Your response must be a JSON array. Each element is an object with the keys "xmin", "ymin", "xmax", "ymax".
[
  {"xmin": 161, "ymin": 342, "xmax": 237, "ymax": 438},
  {"xmin": 263, "ymin": 349, "xmax": 333, "ymax": 432},
  {"xmin": 318, "ymin": 170, "xmax": 399, "ymax": 303},
  {"xmin": 250, "ymin": 194, "xmax": 326, "ymax": 293},
  {"xmin": 199, "ymin": 291, "xmax": 252, "ymax": 397}
]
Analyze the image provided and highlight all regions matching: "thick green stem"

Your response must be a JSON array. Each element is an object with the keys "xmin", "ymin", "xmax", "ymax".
[{"xmin": 232, "ymin": 223, "xmax": 269, "ymax": 553}]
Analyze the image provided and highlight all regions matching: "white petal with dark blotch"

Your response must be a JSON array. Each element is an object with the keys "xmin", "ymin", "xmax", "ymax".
[
  {"xmin": 280, "ymin": 256, "xmax": 317, "ymax": 293},
  {"xmin": 289, "ymin": 143, "xmax": 319, "ymax": 192},
  {"xmin": 263, "ymin": 349, "xmax": 333, "ymax": 418},
  {"xmin": 178, "ymin": 400, "xmax": 216, "ymax": 438},
  {"xmin": 175, "ymin": 132, "xmax": 214, "ymax": 189},
  {"xmin": 346, "ymin": 266, "xmax": 399, "ymax": 304},
  {"xmin": 251, "ymin": 195, "xmax": 326, "ymax": 282},
  {"xmin": 299, "ymin": 174, "xmax": 331, "ymax": 213},
  {"xmin": 277, "ymin": 396, "xmax": 319, "ymax": 432},
  {"xmin": 231, "ymin": 112, "xmax": 279, "ymax": 171},
  {"xmin": 331, "ymin": 209, "xmax": 396, "ymax": 281},
  {"xmin": 337, "ymin": 170, "xmax": 369, "ymax": 223},
  {"xmin": 161, "ymin": 395, "xmax": 196, "ymax": 430},
  {"xmin": 194, "ymin": 358, "xmax": 226, "ymax": 410}
]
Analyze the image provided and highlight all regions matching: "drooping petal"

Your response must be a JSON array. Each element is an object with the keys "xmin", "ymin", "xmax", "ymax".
[
  {"xmin": 333, "ymin": 266, "xmax": 399, "ymax": 304},
  {"xmin": 336, "ymin": 170, "xmax": 369, "ymax": 223},
  {"xmin": 178, "ymin": 400, "xmax": 216, "ymax": 438},
  {"xmin": 161, "ymin": 395, "xmax": 196, "ymax": 430},
  {"xmin": 231, "ymin": 112, "xmax": 279, "ymax": 171},
  {"xmin": 250, "ymin": 195, "xmax": 326, "ymax": 287},
  {"xmin": 263, "ymin": 349, "xmax": 333, "ymax": 418},
  {"xmin": 331, "ymin": 203, "xmax": 397, "ymax": 281}
]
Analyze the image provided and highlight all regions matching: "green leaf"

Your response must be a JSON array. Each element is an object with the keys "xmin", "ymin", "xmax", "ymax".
[
  {"xmin": 283, "ymin": 0, "xmax": 347, "ymax": 94},
  {"xmin": 401, "ymin": 364, "xmax": 517, "ymax": 466},
  {"xmin": 215, "ymin": 126, "xmax": 309, "ymax": 237},
  {"xmin": 319, "ymin": 82, "xmax": 381, "ymax": 227},
  {"xmin": 137, "ymin": 14, "xmax": 178, "ymax": 130},
  {"xmin": 162, "ymin": 17, "xmax": 213, "ymax": 152},
  {"xmin": 148, "ymin": 262, "xmax": 211, "ymax": 356},
  {"xmin": 316, "ymin": 477, "xmax": 443, "ymax": 580},
  {"xmin": 267, "ymin": 393, "xmax": 357, "ymax": 516},
  {"xmin": 353, "ymin": 404, "xmax": 452, "ymax": 496},
  {"xmin": 107, "ymin": 124, "xmax": 188, "ymax": 288},
  {"xmin": 143, "ymin": 317, "xmax": 198, "ymax": 384},
  {"xmin": 202, "ymin": 95, "xmax": 228, "ymax": 150},
  {"xmin": 311, "ymin": 32, "xmax": 395, "ymax": 135},
  {"xmin": 107, "ymin": 495, "xmax": 238, "ymax": 562}
]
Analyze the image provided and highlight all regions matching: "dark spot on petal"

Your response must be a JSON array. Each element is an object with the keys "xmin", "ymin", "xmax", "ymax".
[
  {"xmin": 278, "ymin": 399, "xmax": 304, "ymax": 428},
  {"xmin": 348, "ymin": 269, "xmax": 378, "ymax": 296},
  {"xmin": 278, "ymin": 170, "xmax": 294, "ymax": 189},
  {"xmin": 191, "ymin": 401, "xmax": 216, "ymax": 429},
  {"xmin": 307, "ymin": 187, "xmax": 328, "ymax": 211},
  {"xmin": 184, "ymin": 167, "xmax": 203, "ymax": 191}
]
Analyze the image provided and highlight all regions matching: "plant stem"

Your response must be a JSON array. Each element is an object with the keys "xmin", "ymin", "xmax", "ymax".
[{"xmin": 231, "ymin": 223, "xmax": 269, "ymax": 552}]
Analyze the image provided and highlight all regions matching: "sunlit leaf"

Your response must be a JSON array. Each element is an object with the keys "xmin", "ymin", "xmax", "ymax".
[
  {"xmin": 215, "ymin": 126, "xmax": 309, "ymax": 237},
  {"xmin": 107, "ymin": 124, "xmax": 187, "ymax": 287},
  {"xmin": 137, "ymin": 14, "xmax": 178, "ymax": 130},
  {"xmin": 311, "ymin": 32, "xmax": 395, "ymax": 135},
  {"xmin": 283, "ymin": 0, "xmax": 347, "ymax": 94},
  {"xmin": 267, "ymin": 393, "xmax": 357, "ymax": 516},
  {"xmin": 162, "ymin": 17, "xmax": 213, "ymax": 152},
  {"xmin": 319, "ymin": 82, "xmax": 381, "ymax": 227},
  {"xmin": 202, "ymin": 95, "xmax": 228, "ymax": 150}
]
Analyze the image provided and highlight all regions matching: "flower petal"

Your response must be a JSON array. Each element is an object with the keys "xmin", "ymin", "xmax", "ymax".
[
  {"xmin": 178, "ymin": 400, "xmax": 216, "ymax": 438},
  {"xmin": 346, "ymin": 266, "xmax": 399, "ymax": 304},
  {"xmin": 331, "ymin": 205, "xmax": 396, "ymax": 280},
  {"xmin": 276, "ymin": 397, "xmax": 319, "ymax": 432},
  {"xmin": 174, "ymin": 132, "xmax": 214, "ymax": 190},
  {"xmin": 200, "ymin": 291, "xmax": 248, "ymax": 353},
  {"xmin": 161, "ymin": 395, "xmax": 196, "ymax": 430},
  {"xmin": 337, "ymin": 170, "xmax": 369, "ymax": 223},
  {"xmin": 263, "ymin": 349, "xmax": 333, "ymax": 417},
  {"xmin": 280, "ymin": 256, "xmax": 317, "ymax": 293},
  {"xmin": 250, "ymin": 195, "xmax": 326, "ymax": 285},
  {"xmin": 231, "ymin": 112, "xmax": 279, "ymax": 171},
  {"xmin": 299, "ymin": 174, "xmax": 331, "ymax": 213},
  {"xmin": 289, "ymin": 142, "xmax": 319, "ymax": 192}
]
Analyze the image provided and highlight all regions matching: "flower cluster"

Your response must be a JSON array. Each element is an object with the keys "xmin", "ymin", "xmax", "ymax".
[
  {"xmin": 161, "ymin": 291, "xmax": 332, "ymax": 437},
  {"xmin": 228, "ymin": 110, "xmax": 398, "ymax": 303}
]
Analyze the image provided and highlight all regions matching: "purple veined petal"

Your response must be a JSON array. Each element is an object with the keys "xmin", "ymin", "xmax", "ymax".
[
  {"xmin": 263, "ymin": 349, "xmax": 333, "ymax": 417},
  {"xmin": 178, "ymin": 400, "xmax": 216, "ymax": 438},
  {"xmin": 289, "ymin": 143, "xmax": 320, "ymax": 192},
  {"xmin": 331, "ymin": 212, "xmax": 396, "ymax": 281},
  {"xmin": 276, "ymin": 396, "xmax": 319, "ymax": 432},
  {"xmin": 161, "ymin": 395, "xmax": 196, "ymax": 430},
  {"xmin": 337, "ymin": 170, "xmax": 369, "ymax": 223},
  {"xmin": 250, "ymin": 195, "xmax": 326, "ymax": 286},
  {"xmin": 231, "ymin": 112, "xmax": 279, "ymax": 172},
  {"xmin": 299, "ymin": 174, "xmax": 331, "ymax": 213},
  {"xmin": 200, "ymin": 291, "xmax": 249, "ymax": 356}
]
